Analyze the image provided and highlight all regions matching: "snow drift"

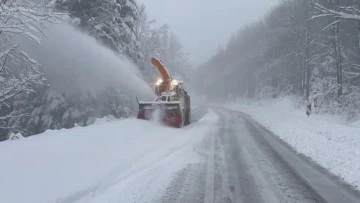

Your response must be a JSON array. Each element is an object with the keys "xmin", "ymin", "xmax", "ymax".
[{"xmin": 0, "ymin": 110, "xmax": 219, "ymax": 203}]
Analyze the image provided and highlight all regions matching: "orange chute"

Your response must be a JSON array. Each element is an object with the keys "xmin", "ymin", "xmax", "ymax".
[{"xmin": 151, "ymin": 57, "xmax": 171, "ymax": 91}]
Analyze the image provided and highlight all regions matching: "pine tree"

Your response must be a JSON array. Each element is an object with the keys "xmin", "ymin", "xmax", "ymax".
[{"xmin": 56, "ymin": 0, "xmax": 141, "ymax": 63}]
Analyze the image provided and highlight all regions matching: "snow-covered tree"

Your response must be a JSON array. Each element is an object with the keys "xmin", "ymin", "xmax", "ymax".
[
  {"xmin": 56, "ymin": 0, "xmax": 141, "ymax": 62},
  {"xmin": 135, "ymin": 8, "xmax": 191, "ymax": 83},
  {"xmin": 6, "ymin": 86, "xmax": 137, "ymax": 136},
  {"xmin": 0, "ymin": 0, "xmax": 61, "ymax": 136},
  {"xmin": 195, "ymin": 0, "xmax": 360, "ymax": 119}
]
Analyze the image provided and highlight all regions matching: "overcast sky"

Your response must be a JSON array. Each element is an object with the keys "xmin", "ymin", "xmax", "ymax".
[{"xmin": 137, "ymin": 0, "xmax": 279, "ymax": 66}]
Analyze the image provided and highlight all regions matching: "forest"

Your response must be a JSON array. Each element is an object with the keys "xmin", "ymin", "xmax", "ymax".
[{"xmin": 195, "ymin": 0, "xmax": 360, "ymax": 120}]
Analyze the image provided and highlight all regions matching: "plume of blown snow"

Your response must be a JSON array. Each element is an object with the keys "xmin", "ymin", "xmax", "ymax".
[{"xmin": 17, "ymin": 22, "xmax": 154, "ymax": 100}]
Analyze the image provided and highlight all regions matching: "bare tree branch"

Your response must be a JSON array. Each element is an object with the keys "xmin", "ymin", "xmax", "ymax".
[{"xmin": 0, "ymin": 0, "xmax": 63, "ymax": 132}]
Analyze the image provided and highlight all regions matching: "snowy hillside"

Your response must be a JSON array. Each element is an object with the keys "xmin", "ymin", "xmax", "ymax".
[
  {"xmin": 228, "ymin": 97, "xmax": 360, "ymax": 190},
  {"xmin": 0, "ymin": 111, "xmax": 218, "ymax": 203}
]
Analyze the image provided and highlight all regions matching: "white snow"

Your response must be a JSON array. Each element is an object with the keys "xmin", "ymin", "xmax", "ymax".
[
  {"xmin": 8, "ymin": 133, "xmax": 25, "ymax": 140},
  {"xmin": 92, "ymin": 115, "xmax": 117, "ymax": 125},
  {"xmin": 351, "ymin": 120, "xmax": 360, "ymax": 128},
  {"xmin": 0, "ymin": 110, "xmax": 219, "ymax": 203},
  {"xmin": 227, "ymin": 96, "xmax": 360, "ymax": 191}
]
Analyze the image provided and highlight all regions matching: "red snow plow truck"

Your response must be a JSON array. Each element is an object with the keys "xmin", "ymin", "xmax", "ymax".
[{"xmin": 137, "ymin": 58, "xmax": 191, "ymax": 128}]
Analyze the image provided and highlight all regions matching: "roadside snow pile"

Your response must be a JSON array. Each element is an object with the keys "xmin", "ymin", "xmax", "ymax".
[
  {"xmin": 0, "ymin": 110, "xmax": 219, "ymax": 203},
  {"xmin": 351, "ymin": 120, "xmax": 360, "ymax": 128},
  {"xmin": 92, "ymin": 115, "xmax": 117, "ymax": 125},
  {"xmin": 7, "ymin": 133, "xmax": 25, "ymax": 140},
  {"xmin": 228, "ymin": 97, "xmax": 360, "ymax": 190}
]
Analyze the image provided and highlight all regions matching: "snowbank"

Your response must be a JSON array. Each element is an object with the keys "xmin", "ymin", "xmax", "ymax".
[
  {"xmin": 7, "ymin": 133, "xmax": 25, "ymax": 140},
  {"xmin": 92, "ymin": 115, "xmax": 117, "ymax": 125},
  {"xmin": 351, "ymin": 120, "xmax": 360, "ymax": 128},
  {"xmin": 0, "ymin": 111, "xmax": 219, "ymax": 203},
  {"xmin": 228, "ymin": 97, "xmax": 360, "ymax": 191}
]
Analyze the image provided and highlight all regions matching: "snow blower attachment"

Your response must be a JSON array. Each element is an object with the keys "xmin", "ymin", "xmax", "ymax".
[{"xmin": 137, "ymin": 58, "xmax": 191, "ymax": 128}]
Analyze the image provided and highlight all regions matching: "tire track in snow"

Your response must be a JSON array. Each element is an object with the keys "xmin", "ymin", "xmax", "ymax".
[
  {"xmin": 160, "ymin": 112, "xmax": 232, "ymax": 203},
  {"xmin": 204, "ymin": 132, "xmax": 215, "ymax": 203}
]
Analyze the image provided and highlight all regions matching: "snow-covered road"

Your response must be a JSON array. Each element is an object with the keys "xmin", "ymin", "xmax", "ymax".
[
  {"xmin": 160, "ymin": 108, "xmax": 360, "ymax": 203},
  {"xmin": 1, "ymin": 107, "xmax": 360, "ymax": 203}
]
